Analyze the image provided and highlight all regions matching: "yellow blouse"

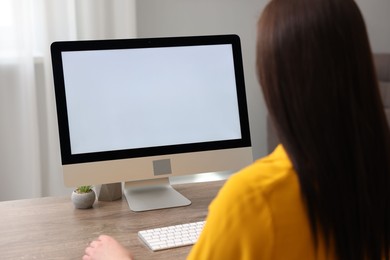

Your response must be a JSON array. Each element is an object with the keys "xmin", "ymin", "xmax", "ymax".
[{"xmin": 187, "ymin": 145, "xmax": 331, "ymax": 260}]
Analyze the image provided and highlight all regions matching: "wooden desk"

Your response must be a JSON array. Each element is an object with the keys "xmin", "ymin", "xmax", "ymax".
[{"xmin": 0, "ymin": 180, "xmax": 225, "ymax": 260}]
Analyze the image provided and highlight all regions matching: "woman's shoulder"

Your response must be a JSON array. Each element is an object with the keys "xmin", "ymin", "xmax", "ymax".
[
  {"xmin": 193, "ymin": 145, "xmax": 301, "ymax": 259},
  {"xmin": 217, "ymin": 145, "xmax": 297, "ymax": 206}
]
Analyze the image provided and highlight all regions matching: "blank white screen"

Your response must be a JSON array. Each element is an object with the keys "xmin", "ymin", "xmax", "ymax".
[{"xmin": 61, "ymin": 44, "xmax": 242, "ymax": 154}]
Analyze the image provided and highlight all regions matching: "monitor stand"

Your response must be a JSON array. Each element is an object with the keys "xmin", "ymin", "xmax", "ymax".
[{"xmin": 124, "ymin": 177, "xmax": 191, "ymax": 212}]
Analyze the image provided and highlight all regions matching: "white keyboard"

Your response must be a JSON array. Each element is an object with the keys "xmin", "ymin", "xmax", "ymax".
[{"xmin": 138, "ymin": 220, "xmax": 205, "ymax": 251}]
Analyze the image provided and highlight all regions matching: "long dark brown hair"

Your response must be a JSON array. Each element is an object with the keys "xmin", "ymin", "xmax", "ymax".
[{"xmin": 257, "ymin": 0, "xmax": 390, "ymax": 259}]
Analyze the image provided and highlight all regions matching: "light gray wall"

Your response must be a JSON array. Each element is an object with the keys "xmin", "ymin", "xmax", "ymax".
[
  {"xmin": 356, "ymin": 0, "xmax": 390, "ymax": 53},
  {"xmin": 136, "ymin": 0, "xmax": 390, "ymax": 160}
]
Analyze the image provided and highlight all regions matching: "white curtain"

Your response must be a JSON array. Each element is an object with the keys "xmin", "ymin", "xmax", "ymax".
[{"xmin": 0, "ymin": 0, "xmax": 137, "ymax": 201}]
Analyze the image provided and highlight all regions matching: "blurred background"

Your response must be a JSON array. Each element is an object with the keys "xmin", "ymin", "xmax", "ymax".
[{"xmin": 0, "ymin": 0, "xmax": 389, "ymax": 201}]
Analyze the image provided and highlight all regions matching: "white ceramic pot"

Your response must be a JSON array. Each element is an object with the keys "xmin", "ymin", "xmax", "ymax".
[{"xmin": 71, "ymin": 190, "xmax": 96, "ymax": 209}]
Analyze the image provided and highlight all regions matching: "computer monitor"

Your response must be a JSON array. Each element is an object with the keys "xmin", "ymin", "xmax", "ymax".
[{"xmin": 51, "ymin": 34, "xmax": 253, "ymax": 211}]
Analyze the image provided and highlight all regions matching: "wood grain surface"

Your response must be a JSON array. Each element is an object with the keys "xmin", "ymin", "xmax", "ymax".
[{"xmin": 0, "ymin": 180, "xmax": 225, "ymax": 260}]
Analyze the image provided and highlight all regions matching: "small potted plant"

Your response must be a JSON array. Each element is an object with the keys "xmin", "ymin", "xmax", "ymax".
[{"xmin": 71, "ymin": 185, "xmax": 96, "ymax": 209}]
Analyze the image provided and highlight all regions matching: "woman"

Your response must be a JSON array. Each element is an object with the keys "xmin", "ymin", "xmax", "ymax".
[{"xmin": 84, "ymin": 0, "xmax": 390, "ymax": 259}]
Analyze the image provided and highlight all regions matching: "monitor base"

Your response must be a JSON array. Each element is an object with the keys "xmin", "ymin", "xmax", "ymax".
[{"xmin": 124, "ymin": 178, "xmax": 191, "ymax": 212}]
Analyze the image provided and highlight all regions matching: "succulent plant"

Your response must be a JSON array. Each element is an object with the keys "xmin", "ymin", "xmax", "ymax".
[{"xmin": 75, "ymin": 185, "xmax": 93, "ymax": 194}]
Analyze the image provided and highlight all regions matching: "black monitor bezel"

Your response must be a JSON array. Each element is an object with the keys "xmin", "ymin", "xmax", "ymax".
[{"xmin": 51, "ymin": 34, "xmax": 251, "ymax": 165}]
